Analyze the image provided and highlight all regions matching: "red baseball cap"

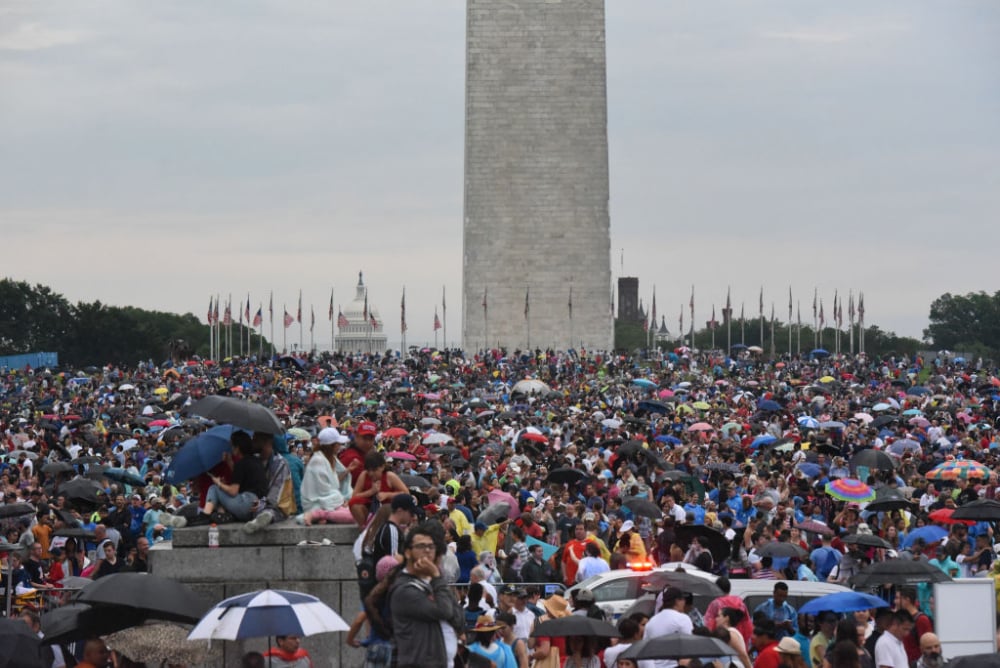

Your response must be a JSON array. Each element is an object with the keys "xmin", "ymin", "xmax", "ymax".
[{"xmin": 357, "ymin": 421, "xmax": 378, "ymax": 437}]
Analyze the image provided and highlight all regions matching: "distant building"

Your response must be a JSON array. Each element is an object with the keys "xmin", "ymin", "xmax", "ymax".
[
  {"xmin": 335, "ymin": 272, "xmax": 387, "ymax": 353},
  {"xmin": 617, "ymin": 277, "xmax": 641, "ymax": 323}
]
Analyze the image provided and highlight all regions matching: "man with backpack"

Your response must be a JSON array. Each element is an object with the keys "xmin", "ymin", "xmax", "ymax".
[
  {"xmin": 897, "ymin": 586, "xmax": 934, "ymax": 665},
  {"xmin": 809, "ymin": 533, "xmax": 841, "ymax": 581}
]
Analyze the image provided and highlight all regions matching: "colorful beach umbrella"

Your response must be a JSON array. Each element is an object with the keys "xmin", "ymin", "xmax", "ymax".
[
  {"xmin": 825, "ymin": 478, "xmax": 876, "ymax": 503},
  {"xmin": 925, "ymin": 459, "xmax": 993, "ymax": 481}
]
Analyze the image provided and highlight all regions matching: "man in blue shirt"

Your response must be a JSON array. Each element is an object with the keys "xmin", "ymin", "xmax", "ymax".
[
  {"xmin": 810, "ymin": 533, "xmax": 842, "ymax": 581},
  {"xmin": 753, "ymin": 582, "xmax": 799, "ymax": 640}
]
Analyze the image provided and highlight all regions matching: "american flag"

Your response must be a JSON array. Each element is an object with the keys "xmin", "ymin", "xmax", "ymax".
[
  {"xmin": 370, "ymin": 314, "xmax": 377, "ymax": 328},
  {"xmin": 328, "ymin": 289, "xmax": 334, "ymax": 321},
  {"xmin": 253, "ymin": 307, "xmax": 262, "ymax": 328},
  {"xmin": 245, "ymin": 297, "xmax": 250, "ymax": 323},
  {"xmin": 283, "ymin": 310, "xmax": 294, "ymax": 328},
  {"xmin": 401, "ymin": 288, "xmax": 407, "ymax": 333},
  {"xmin": 223, "ymin": 300, "xmax": 232, "ymax": 326},
  {"xmin": 296, "ymin": 290, "xmax": 302, "ymax": 324},
  {"xmin": 310, "ymin": 307, "xmax": 315, "ymax": 332},
  {"xmin": 433, "ymin": 310, "xmax": 441, "ymax": 331},
  {"xmin": 207, "ymin": 297, "xmax": 214, "ymax": 325},
  {"xmin": 337, "ymin": 310, "xmax": 349, "ymax": 328}
]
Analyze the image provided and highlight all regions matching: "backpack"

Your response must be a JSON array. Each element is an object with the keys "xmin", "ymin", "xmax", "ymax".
[{"xmin": 364, "ymin": 565, "xmax": 402, "ymax": 640}]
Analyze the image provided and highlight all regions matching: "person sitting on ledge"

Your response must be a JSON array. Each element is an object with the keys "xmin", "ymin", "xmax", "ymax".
[{"xmin": 161, "ymin": 430, "xmax": 267, "ymax": 528}]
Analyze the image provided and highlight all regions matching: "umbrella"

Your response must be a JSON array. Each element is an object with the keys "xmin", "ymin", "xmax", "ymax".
[
  {"xmin": 622, "ymin": 496, "xmax": 663, "ymax": 520},
  {"xmin": 819, "ymin": 421, "xmax": 846, "ymax": 430},
  {"xmin": 187, "ymin": 589, "xmax": 349, "ymax": 640},
  {"xmin": 872, "ymin": 415, "xmax": 898, "ymax": 429},
  {"xmin": 41, "ymin": 461, "xmax": 74, "ymax": 475},
  {"xmin": 850, "ymin": 559, "xmax": 951, "ymax": 587},
  {"xmin": 758, "ymin": 400, "xmax": 782, "ymax": 412},
  {"xmin": 842, "ymin": 534, "xmax": 892, "ymax": 549},
  {"xmin": 382, "ymin": 427, "xmax": 409, "ymax": 439},
  {"xmin": 901, "ymin": 525, "xmax": 949, "ymax": 549},
  {"xmin": 886, "ymin": 439, "xmax": 922, "ymax": 457},
  {"xmin": 422, "ymin": 433, "xmax": 454, "ymax": 445},
  {"xmin": 52, "ymin": 526, "xmax": 98, "ymax": 541},
  {"xmin": 520, "ymin": 432, "xmax": 549, "ymax": 444},
  {"xmin": 101, "ymin": 468, "xmax": 147, "ymax": 487},
  {"xmin": 286, "ymin": 427, "xmax": 312, "ymax": 442},
  {"xmin": 399, "ymin": 474, "xmax": 431, "ymax": 489},
  {"xmin": 0, "ymin": 618, "xmax": 44, "ymax": 668},
  {"xmin": 928, "ymin": 508, "xmax": 974, "ymax": 526},
  {"xmin": 850, "ymin": 449, "xmax": 895, "ymax": 473},
  {"xmin": 825, "ymin": 479, "xmax": 876, "ymax": 503},
  {"xmin": 386, "ymin": 451, "xmax": 417, "ymax": 461},
  {"xmin": 810, "ymin": 349, "xmax": 830, "ymax": 357},
  {"xmin": 632, "ymin": 379, "xmax": 657, "ymax": 389},
  {"xmin": 185, "ymin": 395, "xmax": 284, "ymax": 434},
  {"xmin": 478, "ymin": 502, "xmax": 512, "ymax": 525},
  {"xmin": 642, "ymin": 570, "xmax": 724, "ymax": 597},
  {"xmin": 420, "ymin": 417, "xmax": 442, "ymax": 427},
  {"xmin": 757, "ymin": 542, "xmax": 807, "ymax": 559},
  {"xmin": 926, "ymin": 459, "xmax": 993, "ymax": 481},
  {"xmin": 0, "ymin": 502, "xmax": 35, "ymax": 519},
  {"xmin": 865, "ymin": 489, "xmax": 916, "ymax": 512},
  {"xmin": 796, "ymin": 462, "xmax": 822, "ymax": 478},
  {"xmin": 76, "ymin": 572, "xmax": 212, "ymax": 624},
  {"xmin": 797, "ymin": 416, "xmax": 820, "ymax": 429},
  {"xmin": 675, "ymin": 525, "xmax": 731, "ymax": 563},
  {"xmin": 798, "ymin": 591, "xmax": 889, "ymax": 615},
  {"xmin": 751, "ymin": 434, "xmax": 777, "ymax": 448},
  {"xmin": 58, "ymin": 478, "xmax": 106, "ymax": 506},
  {"xmin": 620, "ymin": 635, "xmax": 736, "ymax": 661},
  {"xmin": 794, "ymin": 520, "xmax": 834, "ymax": 537},
  {"xmin": 106, "ymin": 623, "xmax": 220, "ymax": 665},
  {"xmin": 951, "ymin": 499, "xmax": 1000, "ymax": 521},
  {"xmin": 40, "ymin": 603, "xmax": 140, "ymax": 645},
  {"xmin": 687, "ymin": 422, "xmax": 714, "ymax": 432},
  {"xmin": 546, "ymin": 468, "xmax": 588, "ymax": 485},
  {"xmin": 429, "ymin": 446, "xmax": 461, "ymax": 457},
  {"xmin": 947, "ymin": 655, "xmax": 1000, "ymax": 668},
  {"xmin": 512, "ymin": 379, "xmax": 551, "ymax": 395},
  {"xmin": 530, "ymin": 616, "xmax": 619, "ymax": 638},
  {"xmin": 163, "ymin": 425, "xmax": 244, "ymax": 484}
]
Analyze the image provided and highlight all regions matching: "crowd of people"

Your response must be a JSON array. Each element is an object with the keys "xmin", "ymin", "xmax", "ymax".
[{"xmin": 3, "ymin": 347, "xmax": 1000, "ymax": 667}]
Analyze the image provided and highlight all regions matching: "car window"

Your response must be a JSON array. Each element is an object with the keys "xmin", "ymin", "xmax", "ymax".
[{"xmin": 593, "ymin": 577, "xmax": 638, "ymax": 603}]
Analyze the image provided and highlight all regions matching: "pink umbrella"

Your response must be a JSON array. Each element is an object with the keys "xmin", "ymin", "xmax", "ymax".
[
  {"xmin": 487, "ymin": 489, "xmax": 520, "ymax": 520},
  {"xmin": 386, "ymin": 451, "xmax": 417, "ymax": 461},
  {"xmin": 909, "ymin": 417, "xmax": 931, "ymax": 428},
  {"xmin": 148, "ymin": 419, "xmax": 172, "ymax": 428},
  {"xmin": 658, "ymin": 389, "xmax": 674, "ymax": 398},
  {"xmin": 688, "ymin": 422, "xmax": 714, "ymax": 432}
]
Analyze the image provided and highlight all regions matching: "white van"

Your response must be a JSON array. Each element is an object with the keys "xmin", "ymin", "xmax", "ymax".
[{"xmin": 728, "ymin": 580, "xmax": 852, "ymax": 615}]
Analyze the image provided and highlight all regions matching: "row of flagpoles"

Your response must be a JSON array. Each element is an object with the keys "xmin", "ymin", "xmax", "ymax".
[
  {"xmin": 205, "ymin": 287, "xmax": 452, "ymax": 360},
  {"xmin": 639, "ymin": 286, "xmax": 868, "ymax": 356}
]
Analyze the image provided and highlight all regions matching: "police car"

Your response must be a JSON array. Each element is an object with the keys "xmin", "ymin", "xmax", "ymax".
[{"xmin": 567, "ymin": 562, "xmax": 716, "ymax": 619}]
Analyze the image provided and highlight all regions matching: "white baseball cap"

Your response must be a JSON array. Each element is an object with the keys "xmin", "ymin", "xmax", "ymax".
[
  {"xmin": 620, "ymin": 520, "xmax": 635, "ymax": 533},
  {"xmin": 318, "ymin": 427, "xmax": 349, "ymax": 446}
]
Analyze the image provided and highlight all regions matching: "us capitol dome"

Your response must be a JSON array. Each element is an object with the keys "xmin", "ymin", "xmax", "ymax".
[{"xmin": 335, "ymin": 272, "xmax": 387, "ymax": 353}]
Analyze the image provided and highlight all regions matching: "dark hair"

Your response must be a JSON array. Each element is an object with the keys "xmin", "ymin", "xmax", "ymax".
[
  {"xmin": 364, "ymin": 451, "xmax": 387, "ymax": 471},
  {"xmin": 834, "ymin": 618, "xmax": 858, "ymax": 645},
  {"xmin": 231, "ymin": 430, "xmax": 254, "ymax": 456},
  {"xmin": 403, "ymin": 520, "xmax": 444, "ymax": 555},
  {"xmin": 720, "ymin": 606, "xmax": 745, "ymax": 626},
  {"xmin": 715, "ymin": 575, "xmax": 732, "ymax": 594},
  {"xmin": 773, "ymin": 581, "xmax": 788, "ymax": 592},
  {"xmin": 457, "ymin": 535, "xmax": 473, "ymax": 552},
  {"xmin": 618, "ymin": 618, "xmax": 641, "ymax": 640},
  {"xmin": 893, "ymin": 610, "xmax": 914, "ymax": 626},
  {"xmin": 898, "ymin": 586, "xmax": 918, "ymax": 603},
  {"xmin": 496, "ymin": 611, "xmax": 516, "ymax": 627},
  {"xmin": 585, "ymin": 542, "xmax": 601, "ymax": 558},
  {"xmin": 754, "ymin": 619, "xmax": 777, "ymax": 639},
  {"xmin": 828, "ymin": 641, "xmax": 860, "ymax": 668},
  {"xmin": 468, "ymin": 582, "xmax": 484, "ymax": 607},
  {"xmin": 241, "ymin": 651, "xmax": 266, "ymax": 668}
]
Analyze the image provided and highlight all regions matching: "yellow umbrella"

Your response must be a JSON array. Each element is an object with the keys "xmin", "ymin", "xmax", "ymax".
[
  {"xmin": 819, "ymin": 376, "xmax": 835, "ymax": 383},
  {"xmin": 692, "ymin": 401, "xmax": 711, "ymax": 410},
  {"xmin": 675, "ymin": 404, "xmax": 694, "ymax": 415},
  {"xmin": 153, "ymin": 387, "xmax": 168, "ymax": 396}
]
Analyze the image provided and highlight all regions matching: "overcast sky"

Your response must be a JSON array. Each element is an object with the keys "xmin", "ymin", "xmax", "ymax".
[{"xmin": 2, "ymin": 1, "xmax": 998, "ymax": 349}]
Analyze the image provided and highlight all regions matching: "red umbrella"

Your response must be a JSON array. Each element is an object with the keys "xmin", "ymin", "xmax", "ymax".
[
  {"xmin": 383, "ymin": 427, "xmax": 409, "ymax": 439},
  {"xmin": 928, "ymin": 508, "xmax": 974, "ymax": 526},
  {"xmin": 521, "ymin": 432, "xmax": 549, "ymax": 444}
]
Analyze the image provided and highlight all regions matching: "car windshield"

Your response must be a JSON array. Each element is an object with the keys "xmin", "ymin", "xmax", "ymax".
[{"xmin": 575, "ymin": 574, "xmax": 607, "ymax": 590}]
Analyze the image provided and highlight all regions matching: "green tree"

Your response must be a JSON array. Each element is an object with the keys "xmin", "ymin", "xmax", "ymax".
[{"xmin": 924, "ymin": 291, "xmax": 1000, "ymax": 355}]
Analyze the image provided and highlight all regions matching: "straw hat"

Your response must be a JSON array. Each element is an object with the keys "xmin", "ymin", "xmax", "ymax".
[
  {"xmin": 473, "ymin": 615, "xmax": 503, "ymax": 632},
  {"xmin": 776, "ymin": 638, "xmax": 801, "ymax": 654},
  {"xmin": 541, "ymin": 594, "xmax": 570, "ymax": 619}
]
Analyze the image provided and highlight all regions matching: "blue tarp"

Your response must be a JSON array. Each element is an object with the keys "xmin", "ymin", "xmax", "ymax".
[{"xmin": 0, "ymin": 351, "xmax": 58, "ymax": 370}]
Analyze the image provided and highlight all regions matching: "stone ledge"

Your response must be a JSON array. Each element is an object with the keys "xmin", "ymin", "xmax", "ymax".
[{"xmin": 170, "ymin": 519, "xmax": 360, "ymax": 548}]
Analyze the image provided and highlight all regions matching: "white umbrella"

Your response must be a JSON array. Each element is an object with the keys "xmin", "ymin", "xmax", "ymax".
[
  {"xmin": 118, "ymin": 384, "xmax": 136, "ymax": 391},
  {"xmin": 420, "ymin": 417, "xmax": 442, "ymax": 427},
  {"xmin": 601, "ymin": 418, "xmax": 623, "ymax": 429},
  {"xmin": 512, "ymin": 379, "xmax": 550, "ymax": 395},
  {"xmin": 188, "ymin": 589, "xmax": 348, "ymax": 641},
  {"xmin": 422, "ymin": 433, "xmax": 454, "ymax": 445},
  {"xmin": 118, "ymin": 439, "xmax": 139, "ymax": 451}
]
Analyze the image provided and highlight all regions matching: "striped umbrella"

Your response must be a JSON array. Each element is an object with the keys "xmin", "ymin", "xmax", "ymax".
[
  {"xmin": 187, "ymin": 589, "xmax": 349, "ymax": 641},
  {"xmin": 926, "ymin": 459, "xmax": 993, "ymax": 481},
  {"xmin": 825, "ymin": 478, "xmax": 876, "ymax": 503}
]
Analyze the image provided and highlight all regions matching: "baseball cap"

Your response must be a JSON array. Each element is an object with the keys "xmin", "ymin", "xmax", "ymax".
[
  {"xmin": 574, "ymin": 589, "xmax": 595, "ymax": 603},
  {"xmin": 661, "ymin": 586, "xmax": 684, "ymax": 604},
  {"xmin": 500, "ymin": 584, "xmax": 523, "ymax": 596},
  {"xmin": 357, "ymin": 421, "xmax": 378, "ymax": 438},
  {"xmin": 391, "ymin": 493, "xmax": 417, "ymax": 513},
  {"xmin": 318, "ymin": 427, "xmax": 349, "ymax": 446},
  {"xmin": 620, "ymin": 520, "xmax": 634, "ymax": 533}
]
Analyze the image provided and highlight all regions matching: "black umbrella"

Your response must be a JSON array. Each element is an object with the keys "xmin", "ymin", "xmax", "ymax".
[
  {"xmin": 842, "ymin": 534, "xmax": 892, "ymax": 549},
  {"xmin": 850, "ymin": 449, "xmax": 895, "ymax": 473},
  {"xmin": 399, "ymin": 474, "xmax": 432, "ymax": 489},
  {"xmin": 42, "ymin": 461, "xmax": 74, "ymax": 475},
  {"xmin": 865, "ymin": 489, "xmax": 916, "ymax": 513},
  {"xmin": 621, "ymin": 596, "xmax": 657, "ymax": 619},
  {"xmin": 52, "ymin": 526, "xmax": 98, "ymax": 541},
  {"xmin": 40, "ymin": 603, "xmax": 138, "ymax": 645},
  {"xmin": 185, "ymin": 395, "xmax": 284, "ymax": 434},
  {"xmin": 75, "ymin": 572, "xmax": 212, "ymax": 624},
  {"xmin": 951, "ymin": 499, "xmax": 1000, "ymax": 521},
  {"xmin": 531, "ymin": 615, "xmax": 619, "ymax": 638},
  {"xmin": 57, "ymin": 478, "xmax": 106, "ymax": 506},
  {"xmin": 675, "ymin": 525, "xmax": 731, "ymax": 564},
  {"xmin": 0, "ymin": 618, "xmax": 45, "ymax": 668},
  {"xmin": 850, "ymin": 559, "xmax": 952, "ymax": 587},
  {"xmin": 641, "ymin": 569, "xmax": 724, "ymax": 597},
  {"xmin": 616, "ymin": 440, "xmax": 645, "ymax": 458},
  {"xmin": 546, "ymin": 468, "xmax": 588, "ymax": 485},
  {"xmin": 947, "ymin": 654, "xmax": 1000, "ymax": 668},
  {"xmin": 620, "ymin": 634, "xmax": 737, "ymax": 661},
  {"xmin": 623, "ymin": 496, "xmax": 663, "ymax": 520},
  {"xmin": 74, "ymin": 456, "xmax": 103, "ymax": 465},
  {"xmin": 430, "ymin": 446, "xmax": 461, "ymax": 457},
  {"xmin": 0, "ymin": 502, "xmax": 35, "ymax": 519},
  {"xmin": 757, "ymin": 542, "xmax": 807, "ymax": 559},
  {"xmin": 872, "ymin": 415, "xmax": 899, "ymax": 429}
]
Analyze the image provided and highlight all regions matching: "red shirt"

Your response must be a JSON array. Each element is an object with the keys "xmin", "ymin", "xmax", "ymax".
[
  {"xmin": 338, "ymin": 446, "xmax": 366, "ymax": 485},
  {"xmin": 754, "ymin": 642, "xmax": 781, "ymax": 668}
]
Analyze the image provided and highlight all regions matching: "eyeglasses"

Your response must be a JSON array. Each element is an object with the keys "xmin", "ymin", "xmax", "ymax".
[{"xmin": 410, "ymin": 542, "xmax": 436, "ymax": 551}]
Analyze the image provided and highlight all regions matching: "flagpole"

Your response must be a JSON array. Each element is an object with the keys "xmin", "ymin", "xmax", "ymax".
[
  {"xmin": 238, "ymin": 306, "xmax": 244, "ymax": 358},
  {"xmin": 258, "ymin": 304, "xmax": 263, "ymax": 359},
  {"xmin": 227, "ymin": 293, "xmax": 232, "ymax": 359},
  {"xmin": 788, "ymin": 287, "xmax": 793, "ymax": 360},
  {"xmin": 797, "ymin": 302, "xmax": 802, "ymax": 355},
  {"xmin": 740, "ymin": 303, "xmax": 745, "ymax": 345},
  {"xmin": 310, "ymin": 306, "xmax": 315, "ymax": 353},
  {"xmin": 769, "ymin": 305, "xmax": 775, "ymax": 359},
  {"xmin": 710, "ymin": 306, "xmax": 715, "ymax": 351},
  {"xmin": 525, "ymin": 286, "xmax": 531, "ymax": 350},
  {"xmin": 401, "ymin": 287, "xmax": 407, "ymax": 359},
  {"xmin": 269, "ymin": 292, "xmax": 275, "ymax": 360},
  {"xmin": 758, "ymin": 287, "xmax": 764, "ymax": 348},
  {"xmin": 483, "ymin": 289, "xmax": 489, "ymax": 353},
  {"xmin": 330, "ymin": 288, "xmax": 335, "ymax": 354},
  {"xmin": 207, "ymin": 297, "xmax": 213, "ymax": 363},
  {"xmin": 434, "ymin": 307, "xmax": 439, "ymax": 349},
  {"xmin": 568, "ymin": 285, "xmax": 574, "ymax": 352},
  {"xmin": 281, "ymin": 304, "xmax": 286, "ymax": 354},
  {"xmin": 215, "ymin": 294, "xmax": 221, "ymax": 362},
  {"xmin": 726, "ymin": 287, "xmax": 731, "ymax": 354},
  {"xmin": 442, "ymin": 286, "xmax": 447, "ymax": 351}
]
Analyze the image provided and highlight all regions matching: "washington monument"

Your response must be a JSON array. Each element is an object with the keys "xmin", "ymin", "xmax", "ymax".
[{"xmin": 462, "ymin": 0, "xmax": 613, "ymax": 352}]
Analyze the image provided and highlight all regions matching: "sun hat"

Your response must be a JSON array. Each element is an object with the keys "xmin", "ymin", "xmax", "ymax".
[
  {"xmin": 777, "ymin": 638, "xmax": 801, "ymax": 654},
  {"xmin": 541, "ymin": 595, "xmax": 570, "ymax": 618},
  {"xmin": 620, "ymin": 520, "xmax": 635, "ymax": 533},
  {"xmin": 472, "ymin": 615, "xmax": 503, "ymax": 632}
]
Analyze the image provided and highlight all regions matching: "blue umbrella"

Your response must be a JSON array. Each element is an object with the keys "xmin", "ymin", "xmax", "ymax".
[
  {"xmin": 655, "ymin": 435, "xmax": 683, "ymax": 445},
  {"xmin": 751, "ymin": 434, "xmax": 777, "ymax": 448},
  {"xmin": 798, "ymin": 416, "xmax": 820, "ymax": 429},
  {"xmin": 799, "ymin": 591, "xmax": 889, "ymax": 615},
  {"xmin": 901, "ymin": 525, "xmax": 948, "ymax": 549},
  {"xmin": 796, "ymin": 462, "xmax": 822, "ymax": 478},
  {"xmin": 758, "ymin": 399, "xmax": 782, "ymax": 412},
  {"xmin": 907, "ymin": 387, "xmax": 931, "ymax": 396},
  {"xmin": 810, "ymin": 349, "xmax": 830, "ymax": 357},
  {"xmin": 187, "ymin": 589, "xmax": 348, "ymax": 640},
  {"xmin": 632, "ymin": 379, "xmax": 657, "ymax": 390},
  {"xmin": 163, "ymin": 425, "xmax": 247, "ymax": 484},
  {"xmin": 101, "ymin": 468, "xmax": 147, "ymax": 487}
]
